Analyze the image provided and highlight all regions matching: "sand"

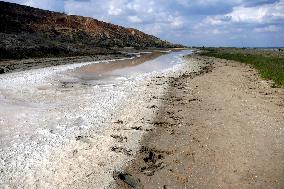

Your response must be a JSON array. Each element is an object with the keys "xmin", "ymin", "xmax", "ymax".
[
  {"xmin": 115, "ymin": 55, "xmax": 284, "ymax": 189},
  {"xmin": 2, "ymin": 51, "xmax": 282, "ymax": 189}
]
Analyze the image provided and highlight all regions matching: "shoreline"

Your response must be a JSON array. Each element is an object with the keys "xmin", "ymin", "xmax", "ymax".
[
  {"xmin": 0, "ymin": 48, "xmax": 190, "ymax": 75},
  {"xmin": 0, "ymin": 54, "xmax": 129, "ymax": 74},
  {"xmin": 115, "ymin": 55, "xmax": 284, "ymax": 188},
  {"xmin": 2, "ymin": 52, "xmax": 282, "ymax": 188},
  {"xmin": 0, "ymin": 50, "xmax": 196, "ymax": 188}
]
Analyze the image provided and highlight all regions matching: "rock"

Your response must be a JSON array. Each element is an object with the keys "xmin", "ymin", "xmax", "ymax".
[
  {"xmin": 0, "ymin": 68, "xmax": 5, "ymax": 74},
  {"xmin": 114, "ymin": 120, "xmax": 124, "ymax": 124},
  {"xmin": 113, "ymin": 172, "xmax": 142, "ymax": 189},
  {"xmin": 111, "ymin": 146, "xmax": 132, "ymax": 156},
  {"xmin": 110, "ymin": 134, "xmax": 127, "ymax": 142},
  {"xmin": 131, "ymin": 126, "xmax": 142, "ymax": 131}
]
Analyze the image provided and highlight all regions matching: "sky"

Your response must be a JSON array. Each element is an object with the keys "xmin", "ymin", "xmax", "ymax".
[{"xmin": 3, "ymin": 0, "xmax": 284, "ymax": 47}]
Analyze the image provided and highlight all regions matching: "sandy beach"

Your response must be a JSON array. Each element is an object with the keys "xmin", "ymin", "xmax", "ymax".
[
  {"xmin": 1, "ymin": 50, "xmax": 283, "ymax": 188},
  {"xmin": 115, "ymin": 55, "xmax": 284, "ymax": 189},
  {"xmin": 1, "ymin": 1, "xmax": 283, "ymax": 188}
]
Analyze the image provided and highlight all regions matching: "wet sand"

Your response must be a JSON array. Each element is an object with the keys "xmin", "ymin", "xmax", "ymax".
[
  {"xmin": 115, "ymin": 55, "xmax": 284, "ymax": 189},
  {"xmin": 0, "ymin": 54, "xmax": 127, "ymax": 74},
  {"xmin": 78, "ymin": 52, "xmax": 163, "ymax": 75}
]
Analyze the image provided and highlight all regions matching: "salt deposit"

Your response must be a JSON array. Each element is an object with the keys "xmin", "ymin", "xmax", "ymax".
[{"xmin": 0, "ymin": 50, "xmax": 197, "ymax": 188}]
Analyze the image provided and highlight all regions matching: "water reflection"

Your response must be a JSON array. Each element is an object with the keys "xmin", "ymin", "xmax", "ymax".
[
  {"xmin": 112, "ymin": 50, "xmax": 192, "ymax": 76},
  {"xmin": 81, "ymin": 50, "xmax": 189, "ymax": 76},
  {"xmin": 61, "ymin": 50, "xmax": 192, "ymax": 86}
]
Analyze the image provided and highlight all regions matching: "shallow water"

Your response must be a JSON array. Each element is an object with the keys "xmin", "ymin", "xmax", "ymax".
[
  {"xmin": 64, "ymin": 50, "xmax": 192, "ymax": 85},
  {"xmin": 112, "ymin": 50, "xmax": 191, "ymax": 75}
]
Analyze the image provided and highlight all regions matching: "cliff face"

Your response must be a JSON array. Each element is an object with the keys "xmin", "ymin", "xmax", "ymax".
[{"xmin": 0, "ymin": 1, "xmax": 183, "ymax": 60}]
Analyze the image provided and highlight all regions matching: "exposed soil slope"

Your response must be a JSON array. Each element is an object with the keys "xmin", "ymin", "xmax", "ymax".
[{"xmin": 0, "ymin": 1, "xmax": 182, "ymax": 60}]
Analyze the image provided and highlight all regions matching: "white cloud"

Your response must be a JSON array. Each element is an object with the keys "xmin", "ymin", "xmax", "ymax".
[
  {"xmin": 176, "ymin": 0, "xmax": 244, "ymax": 7},
  {"xmin": 128, "ymin": 15, "xmax": 143, "ymax": 23},
  {"xmin": 106, "ymin": 0, "xmax": 130, "ymax": 16},
  {"xmin": 63, "ymin": 0, "xmax": 187, "ymax": 37},
  {"xmin": 169, "ymin": 16, "xmax": 184, "ymax": 28},
  {"xmin": 228, "ymin": 5, "xmax": 269, "ymax": 23},
  {"xmin": 194, "ymin": 0, "xmax": 284, "ymax": 38},
  {"xmin": 254, "ymin": 25, "xmax": 280, "ymax": 32},
  {"xmin": 23, "ymin": 0, "xmax": 65, "ymax": 11},
  {"xmin": 108, "ymin": 6, "xmax": 123, "ymax": 16},
  {"xmin": 205, "ymin": 1, "xmax": 284, "ymax": 25},
  {"xmin": 204, "ymin": 16, "xmax": 227, "ymax": 25},
  {"xmin": 142, "ymin": 24, "xmax": 162, "ymax": 35},
  {"xmin": 211, "ymin": 29, "xmax": 223, "ymax": 34},
  {"xmin": 2, "ymin": 0, "xmax": 284, "ymax": 46}
]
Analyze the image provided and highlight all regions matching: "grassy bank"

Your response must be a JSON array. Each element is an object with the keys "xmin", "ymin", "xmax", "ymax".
[{"xmin": 200, "ymin": 48, "xmax": 284, "ymax": 87}]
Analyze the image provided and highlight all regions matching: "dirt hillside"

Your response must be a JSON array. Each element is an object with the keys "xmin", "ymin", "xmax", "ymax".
[{"xmin": 0, "ymin": 1, "xmax": 182, "ymax": 60}]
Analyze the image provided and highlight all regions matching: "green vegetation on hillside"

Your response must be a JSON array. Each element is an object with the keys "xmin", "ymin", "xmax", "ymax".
[{"xmin": 200, "ymin": 48, "xmax": 284, "ymax": 87}]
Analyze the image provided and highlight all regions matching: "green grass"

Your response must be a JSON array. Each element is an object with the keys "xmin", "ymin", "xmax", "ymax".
[{"xmin": 200, "ymin": 48, "xmax": 284, "ymax": 87}]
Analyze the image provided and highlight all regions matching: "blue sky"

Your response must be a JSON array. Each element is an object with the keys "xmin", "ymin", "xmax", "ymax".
[{"xmin": 3, "ymin": 0, "xmax": 284, "ymax": 47}]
